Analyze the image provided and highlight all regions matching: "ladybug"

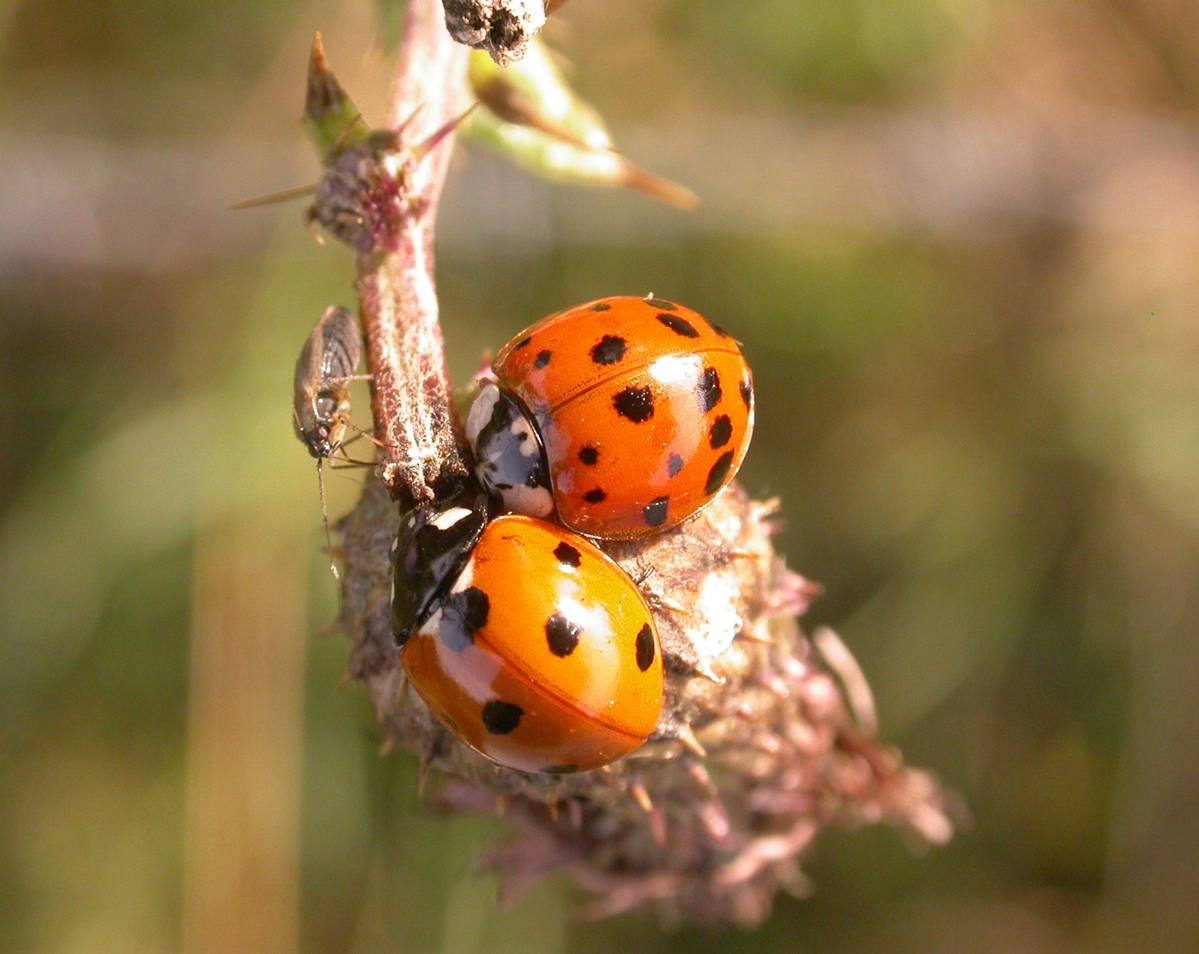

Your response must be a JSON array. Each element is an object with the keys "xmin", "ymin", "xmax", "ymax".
[
  {"xmin": 466, "ymin": 295, "xmax": 754, "ymax": 539},
  {"xmin": 392, "ymin": 490, "xmax": 663, "ymax": 774}
]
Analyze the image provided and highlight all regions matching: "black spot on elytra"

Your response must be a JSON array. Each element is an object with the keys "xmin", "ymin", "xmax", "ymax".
[
  {"xmin": 481, "ymin": 700, "xmax": 523, "ymax": 735},
  {"xmin": 534, "ymin": 350, "xmax": 552, "ymax": 369},
  {"xmin": 740, "ymin": 378, "xmax": 753, "ymax": 410},
  {"xmin": 667, "ymin": 453, "xmax": 685, "ymax": 477},
  {"xmin": 590, "ymin": 335, "xmax": 627, "ymax": 365},
  {"xmin": 646, "ymin": 297, "xmax": 677, "ymax": 311},
  {"xmin": 712, "ymin": 324, "xmax": 732, "ymax": 338},
  {"xmin": 541, "ymin": 763, "xmax": 580, "ymax": 775},
  {"xmin": 709, "ymin": 415, "xmax": 733, "ymax": 449},
  {"xmin": 635, "ymin": 623, "xmax": 655, "ymax": 672},
  {"xmin": 697, "ymin": 367, "xmax": 722, "ymax": 413},
  {"xmin": 583, "ymin": 488, "xmax": 607, "ymax": 504},
  {"xmin": 438, "ymin": 585, "xmax": 489, "ymax": 652},
  {"xmin": 578, "ymin": 445, "xmax": 599, "ymax": 465},
  {"xmin": 705, "ymin": 450, "xmax": 736, "ymax": 495},
  {"xmin": 513, "ymin": 335, "xmax": 533, "ymax": 351},
  {"xmin": 545, "ymin": 613, "xmax": 583, "ymax": 657},
  {"xmin": 553, "ymin": 541, "xmax": 581, "ymax": 567},
  {"xmin": 591, "ymin": 302, "xmax": 611, "ymax": 312},
  {"xmin": 614, "ymin": 385, "xmax": 654, "ymax": 422},
  {"xmin": 643, "ymin": 496, "xmax": 669, "ymax": 527},
  {"xmin": 656, "ymin": 312, "xmax": 700, "ymax": 338}
]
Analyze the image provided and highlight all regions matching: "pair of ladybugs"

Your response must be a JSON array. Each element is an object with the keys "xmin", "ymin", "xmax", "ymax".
[{"xmin": 391, "ymin": 296, "xmax": 754, "ymax": 774}]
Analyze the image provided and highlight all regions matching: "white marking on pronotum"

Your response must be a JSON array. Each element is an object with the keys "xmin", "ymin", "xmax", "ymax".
[
  {"xmin": 502, "ymin": 483, "xmax": 554, "ymax": 518},
  {"xmin": 465, "ymin": 381, "xmax": 500, "ymax": 445},
  {"xmin": 509, "ymin": 415, "xmax": 539, "ymax": 458},
  {"xmin": 431, "ymin": 507, "xmax": 473, "ymax": 530},
  {"xmin": 449, "ymin": 557, "xmax": 475, "ymax": 592},
  {"xmin": 420, "ymin": 607, "xmax": 442, "ymax": 637}
]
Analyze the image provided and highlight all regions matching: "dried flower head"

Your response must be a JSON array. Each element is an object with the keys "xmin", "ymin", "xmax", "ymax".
[
  {"xmin": 338, "ymin": 478, "xmax": 960, "ymax": 927},
  {"xmin": 443, "ymin": 0, "xmax": 548, "ymax": 66}
]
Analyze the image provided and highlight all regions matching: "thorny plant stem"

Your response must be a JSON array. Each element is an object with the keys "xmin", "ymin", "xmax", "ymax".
[{"xmin": 358, "ymin": 0, "xmax": 472, "ymax": 505}]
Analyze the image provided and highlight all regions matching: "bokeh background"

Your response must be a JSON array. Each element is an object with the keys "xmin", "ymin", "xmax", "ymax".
[{"xmin": 3, "ymin": 0, "xmax": 1198, "ymax": 951}]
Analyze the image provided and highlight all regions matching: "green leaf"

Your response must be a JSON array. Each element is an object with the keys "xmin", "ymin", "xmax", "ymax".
[{"xmin": 464, "ymin": 40, "xmax": 697, "ymax": 210}]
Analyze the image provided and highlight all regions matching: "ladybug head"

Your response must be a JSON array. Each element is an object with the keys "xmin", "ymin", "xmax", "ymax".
[
  {"xmin": 391, "ymin": 485, "xmax": 489, "ymax": 646},
  {"xmin": 464, "ymin": 381, "xmax": 554, "ymax": 520}
]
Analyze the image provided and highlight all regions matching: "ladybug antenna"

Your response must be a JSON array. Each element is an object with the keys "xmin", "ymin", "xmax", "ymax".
[{"xmin": 410, "ymin": 103, "xmax": 479, "ymax": 163}]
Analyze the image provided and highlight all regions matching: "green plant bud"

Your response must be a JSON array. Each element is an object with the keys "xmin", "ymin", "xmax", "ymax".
[
  {"xmin": 304, "ymin": 32, "xmax": 371, "ymax": 158},
  {"xmin": 465, "ymin": 41, "xmax": 698, "ymax": 209}
]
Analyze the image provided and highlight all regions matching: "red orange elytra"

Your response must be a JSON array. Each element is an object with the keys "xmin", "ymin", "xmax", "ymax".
[
  {"xmin": 467, "ymin": 295, "xmax": 754, "ymax": 539},
  {"xmin": 392, "ymin": 495, "xmax": 663, "ymax": 774}
]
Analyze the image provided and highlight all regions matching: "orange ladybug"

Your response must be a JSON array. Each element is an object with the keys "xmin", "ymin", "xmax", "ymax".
[
  {"xmin": 392, "ymin": 491, "xmax": 663, "ymax": 774},
  {"xmin": 466, "ymin": 295, "xmax": 754, "ymax": 539}
]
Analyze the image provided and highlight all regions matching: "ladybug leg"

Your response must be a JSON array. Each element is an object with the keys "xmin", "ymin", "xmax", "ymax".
[{"xmin": 631, "ymin": 562, "xmax": 654, "ymax": 588}]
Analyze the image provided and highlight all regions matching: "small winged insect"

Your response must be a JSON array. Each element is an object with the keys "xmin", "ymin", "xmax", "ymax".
[
  {"xmin": 293, "ymin": 305, "xmax": 371, "ymax": 579},
  {"xmin": 230, "ymin": 106, "xmax": 476, "ymax": 247}
]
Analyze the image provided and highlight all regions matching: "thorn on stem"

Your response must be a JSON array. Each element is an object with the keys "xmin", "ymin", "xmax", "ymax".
[
  {"xmin": 672, "ymin": 721, "xmax": 708, "ymax": 758},
  {"xmin": 629, "ymin": 779, "xmax": 654, "ymax": 815},
  {"xmin": 417, "ymin": 755, "xmax": 434, "ymax": 798}
]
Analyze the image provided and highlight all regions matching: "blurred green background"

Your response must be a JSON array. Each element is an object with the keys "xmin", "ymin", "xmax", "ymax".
[{"xmin": 2, "ymin": 0, "xmax": 1198, "ymax": 951}]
